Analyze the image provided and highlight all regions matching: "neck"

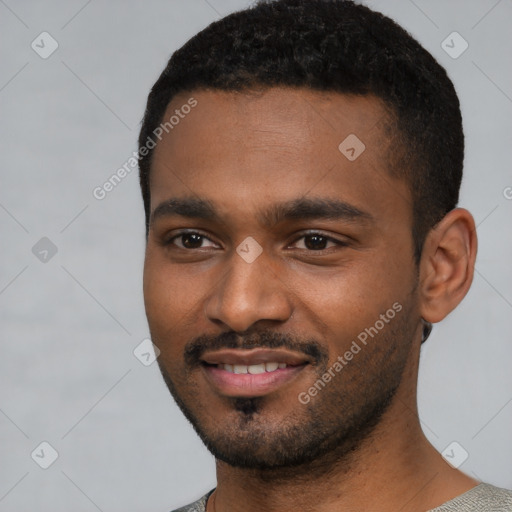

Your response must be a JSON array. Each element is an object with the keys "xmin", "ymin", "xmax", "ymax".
[{"xmin": 212, "ymin": 350, "xmax": 477, "ymax": 512}]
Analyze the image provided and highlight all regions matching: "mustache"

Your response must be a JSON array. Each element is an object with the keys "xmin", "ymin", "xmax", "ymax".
[{"xmin": 184, "ymin": 330, "xmax": 328, "ymax": 367}]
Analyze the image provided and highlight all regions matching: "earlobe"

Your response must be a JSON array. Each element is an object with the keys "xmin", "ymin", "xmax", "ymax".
[{"xmin": 419, "ymin": 208, "xmax": 478, "ymax": 324}]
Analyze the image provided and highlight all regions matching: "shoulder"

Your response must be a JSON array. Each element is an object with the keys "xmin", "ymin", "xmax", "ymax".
[
  {"xmin": 430, "ymin": 483, "xmax": 512, "ymax": 511},
  {"xmin": 169, "ymin": 489, "xmax": 215, "ymax": 512}
]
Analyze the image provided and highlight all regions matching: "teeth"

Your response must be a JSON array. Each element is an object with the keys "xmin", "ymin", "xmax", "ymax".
[
  {"xmin": 218, "ymin": 362, "xmax": 287, "ymax": 373},
  {"xmin": 248, "ymin": 363, "xmax": 266, "ymax": 374},
  {"xmin": 265, "ymin": 362, "xmax": 279, "ymax": 372}
]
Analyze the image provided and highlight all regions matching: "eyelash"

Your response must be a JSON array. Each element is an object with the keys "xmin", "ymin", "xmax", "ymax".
[{"xmin": 165, "ymin": 230, "xmax": 347, "ymax": 251}]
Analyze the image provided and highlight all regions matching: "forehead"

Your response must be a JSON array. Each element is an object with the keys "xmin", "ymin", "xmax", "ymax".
[
  {"xmin": 149, "ymin": 87, "xmax": 411, "ymax": 230},
  {"xmin": 156, "ymin": 87, "xmax": 390, "ymax": 156}
]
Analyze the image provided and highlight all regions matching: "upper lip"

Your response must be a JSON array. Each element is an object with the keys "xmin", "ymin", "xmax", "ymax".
[{"xmin": 200, "ymin": 348, "xmax": 311, "ymax": 366}]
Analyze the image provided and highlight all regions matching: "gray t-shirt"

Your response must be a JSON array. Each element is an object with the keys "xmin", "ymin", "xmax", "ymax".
[{"xmin": 171, "ymin": 483, "xmax": 512, "ymax": 511}]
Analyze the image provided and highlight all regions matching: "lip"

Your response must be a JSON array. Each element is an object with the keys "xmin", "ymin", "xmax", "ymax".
[
  {"xmin": 201, "ymin": 348, "xmax": 311, "ymax": 366},
  {"xmin": 200, "ymin": 348, "xmax": 310, "ymax": 397}
]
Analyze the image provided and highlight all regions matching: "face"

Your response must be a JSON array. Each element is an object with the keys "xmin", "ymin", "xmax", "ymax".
[{"xmin": 143, "ymin": 87, "xmax": 421, "ymax": 469}]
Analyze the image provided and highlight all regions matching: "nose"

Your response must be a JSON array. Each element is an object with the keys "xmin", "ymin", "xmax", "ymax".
[{"xmin": 204, "ymin": 248, "xmax": 293, "ymax": 332}]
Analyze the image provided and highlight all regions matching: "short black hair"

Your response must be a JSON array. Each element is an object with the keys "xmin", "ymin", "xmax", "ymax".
[{"xmin": 138, "ymin": 0, "xmax": 464, "ymax": 262}]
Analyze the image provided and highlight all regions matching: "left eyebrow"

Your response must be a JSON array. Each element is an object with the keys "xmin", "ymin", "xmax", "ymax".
[{"xmin": 257, "ymin": 197, "xmax": 374, "ymax": 227}]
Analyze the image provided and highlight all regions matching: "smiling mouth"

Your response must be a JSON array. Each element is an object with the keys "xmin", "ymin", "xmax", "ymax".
[
  {"xmin": 200, "ymin": 348, "xmax": 310, "ymax": 397},
  {"xmin": 213, "ymin": 361, "xmax": 289, "ymax": 374}
]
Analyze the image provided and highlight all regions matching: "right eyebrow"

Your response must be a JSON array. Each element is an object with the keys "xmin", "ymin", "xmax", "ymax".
[{"xmin": 150, "ymin": 197, "xmax": 219, "ymax": 226}]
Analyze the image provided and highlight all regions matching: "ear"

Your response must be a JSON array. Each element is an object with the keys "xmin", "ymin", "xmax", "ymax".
[{"xmin": 419, "ymin": 208, "xmax": 478, "ymax": 323}]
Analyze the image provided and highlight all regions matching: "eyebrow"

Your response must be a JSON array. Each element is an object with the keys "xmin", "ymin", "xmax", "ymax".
[{"xmin": 150, "ymin": 196, "xmax": 374, "ymax": 228}]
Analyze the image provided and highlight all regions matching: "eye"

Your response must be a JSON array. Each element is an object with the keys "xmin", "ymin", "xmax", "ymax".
[
  {"xmin": 166, "ymin": 231, "xmax": 218, "ymax": 250},
  {"xmin": 290, "ymin": 232, "xmax": 345, "ymax": 251}
]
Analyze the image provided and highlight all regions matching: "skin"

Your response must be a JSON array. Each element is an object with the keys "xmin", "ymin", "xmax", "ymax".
[{"xmin": 143, "ymin": 87, "xmax": 478, "ymax": 512}]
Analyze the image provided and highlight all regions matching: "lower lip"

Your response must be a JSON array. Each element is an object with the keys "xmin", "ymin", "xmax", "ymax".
[{"xmin": 202, "ymin": 364, "xmax": 307, "ymax": 397}]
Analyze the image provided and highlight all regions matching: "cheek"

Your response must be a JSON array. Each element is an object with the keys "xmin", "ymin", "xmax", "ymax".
[
  {"xmin": 287, "ymin": 254, "xmax": 411, "ymax": 340},
  {"xmin": 143, "ymin": 248, "xmax": 214, "ymax": 358},
  {"xmin": 143, "ymin": 250, "xmax": 187, "ymax": 336}
]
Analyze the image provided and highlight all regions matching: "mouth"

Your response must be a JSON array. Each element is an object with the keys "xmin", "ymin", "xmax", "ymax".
[{"xmin": 200, "ymin": 348, "xmax": 311, "ymax": 398}]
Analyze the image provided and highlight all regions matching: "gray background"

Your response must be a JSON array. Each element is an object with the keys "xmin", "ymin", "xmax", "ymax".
[{"xmin": 1, "ymin": 0, "xmax": 511, "ymax": 510}]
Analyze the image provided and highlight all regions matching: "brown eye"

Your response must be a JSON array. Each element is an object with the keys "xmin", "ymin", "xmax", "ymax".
[
  {"xmin": 304, "ymin": 234, "xmax": 329, "ymax": 250},
  {"xmin": 291, "ymin": 233, "xmax": 342, "ymax": 251},
  {"xmin": 180, "ymin": 233, "xmax": 204, "ymax": 249},
  {"xmin": 167, "ymin": 231, "xmax": 217, "ymax": 249}
]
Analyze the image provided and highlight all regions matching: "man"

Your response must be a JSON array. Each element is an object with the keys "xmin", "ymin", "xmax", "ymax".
[{"xmin": 138, "ymin": 0, "xmax": 512, "ymax": 510}]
